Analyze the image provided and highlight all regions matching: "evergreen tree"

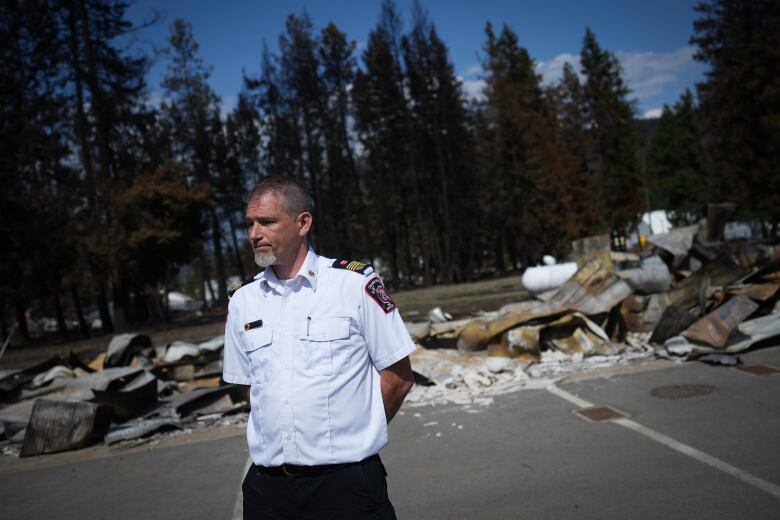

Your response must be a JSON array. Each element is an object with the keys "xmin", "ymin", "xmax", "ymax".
[
  {"xmin": 103, "ymin": 86, "xmax": 210, "ymax": 322},
  {"xmin": 477, "ymin": 22, "xmax": 548, "ymax": 267},
  {"xmin": 549, "ymin": 63, "xmax": 592, "ymax": 179},
  {"xmin": 245, "ymin": 43, "xmax": 303, "ymax": 180},
  {"xmin": 223, "ymin": 94, "xmax": 262, "ymax": 279},
  {"xmin": 278, "ymin": 14, "xmax": 334, "ymax": 250},
  {"xmin": 319, "ymin": 22, "xmax": 368, "ymax": 258},
  {"xmin": 691, "ymin": 0, "xmax": 780, "ymax": 230},
  {"xmin": 353, "ymin": 0, "xmax": 417, "ymax": 285},
  {"xmin": 247, "ymin": 17, "xmax": 369, "ymax": 259},
  {"xmin": 402, "ymin": 2, "xmax": 476, "ymax": 282},
  {"xmin": 0, "ymin": 0, "xmax": 73, "ymax": 338},
  {"xmin": 645, "ymin": 89, "xmax": 712, "ymax": 224},
  {"xmin": 111, "ymin": 161, "xmax": 210, "ymax": 293},
  {"xmin": 580, "ymin": 28, "xmax": 642, "ymax": 233},
  {"xmin": 211, "ymin": 108, "xmax": 247, "ymax": 280},
  {"xmin": 229, "ymin": 92, "xmax": 261, "ymax": 185},
  {"xmin": 2, "ymin": 0, "xmax": 156, "ymax": 335},
  {"xmin": 60, "ymin": 0, "xmax": 152, "ymax": 329},
  {"xmin": 161, "ymin": 19, "xmax": 228, "ymax": 306},
  {"xmin": 542, "ymin": 62, "xmax": 600, "ymax": 250}
]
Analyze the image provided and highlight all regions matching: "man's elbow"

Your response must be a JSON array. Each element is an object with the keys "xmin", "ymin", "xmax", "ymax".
[
  {"xmin": 400, "ymin": 374, "xmax": 415, "ymax": 396},
  {"xmin": 388, "ymin": 356, "xmax": 415, "ymax": 395}
]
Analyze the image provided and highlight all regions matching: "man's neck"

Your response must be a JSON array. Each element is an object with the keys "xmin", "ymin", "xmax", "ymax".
[{"xmin": 272, "ymin": 241, "xmax": 309, "ymax": 280}]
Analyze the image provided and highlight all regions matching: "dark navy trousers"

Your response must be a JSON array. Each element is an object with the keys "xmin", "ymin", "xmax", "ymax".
[{"xmin": 242, "ymin": 455, "xmax": 397, "ymax": 519}]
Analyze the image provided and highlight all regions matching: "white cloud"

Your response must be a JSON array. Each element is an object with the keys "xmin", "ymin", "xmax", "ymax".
[
  {"xmin": 459, "ymin": 77, "xmax": 486, "ymax": 101},
  {"xmin": 616, "ymin": 46, "xmax": 695, "ymax": 100},
  {"xmin": 642, "ymin": 107, "xmax": 663, "ymax": 119},
  {"xmin": 535, "ymin": 53, "xmax": 581, "ymax": 85},
  {"xmin": 535, "ymin": 46, "xmax": 696, "ymax": 103}
]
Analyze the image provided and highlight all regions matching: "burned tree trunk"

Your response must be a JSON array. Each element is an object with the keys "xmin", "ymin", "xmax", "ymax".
[
  {"xmin": 96, "ymin": 280, "xmax": 113, "ymax": 334},
  {"xmin": 53, "ymin": 290, "xmax": 68, "ymax": 340},
  {"xmin": 70, "ymin": 285, "xmax": 89, "ymax": 338},
  {"xmin": 14, "ymin": 299, "xmax": 29, "ymax": 340}
]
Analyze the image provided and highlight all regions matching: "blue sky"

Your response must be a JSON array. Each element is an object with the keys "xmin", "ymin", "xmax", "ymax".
[{"xmin": 127, "ymin": 0, "xmax": 707, "ymax": 118}]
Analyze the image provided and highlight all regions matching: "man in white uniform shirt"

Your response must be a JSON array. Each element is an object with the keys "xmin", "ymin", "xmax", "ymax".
[{"xmin": 223, "ymin": 176, "xmax": 416, "ymax": 519}]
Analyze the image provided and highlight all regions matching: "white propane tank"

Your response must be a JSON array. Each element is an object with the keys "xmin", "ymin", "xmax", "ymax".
[{"xmin": 521, "ymin": 262, "xmax": 578, "ymax": 293}]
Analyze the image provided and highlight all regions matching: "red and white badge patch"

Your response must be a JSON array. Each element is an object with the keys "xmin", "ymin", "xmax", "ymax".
[{"xmin": 365, "ymin": 277, "xmax": 395, "ymax": 314}]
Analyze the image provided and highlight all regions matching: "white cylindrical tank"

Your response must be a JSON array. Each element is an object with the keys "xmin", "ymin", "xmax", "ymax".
[{"xmin": 521, "ymin": 263, "xmax": 578, "ymax": 293}]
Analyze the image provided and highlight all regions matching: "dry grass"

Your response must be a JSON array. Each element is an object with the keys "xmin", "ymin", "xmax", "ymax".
[
  {"xmin": 1, "ymin": 275, "xmax": 529, "ymax": 369},
  {"xmin": 392, "ymin": 274, "xmax": 528, "ymax": 319}
]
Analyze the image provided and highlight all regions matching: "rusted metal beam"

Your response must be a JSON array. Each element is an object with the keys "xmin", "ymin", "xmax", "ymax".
[{"xmin": 682, "ymin": 295, "xmax": 759, "ymax": 348}]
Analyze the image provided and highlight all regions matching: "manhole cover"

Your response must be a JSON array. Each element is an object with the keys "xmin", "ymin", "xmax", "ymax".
[
  {"xmin": 574, "ymin": 406, "xmax": 625, "ymax": 422},
  {"xmin": 737, "ymin": 364, "xmax": 780, "ymax": 376},
  {"xmin": 650, "ymin": 384, "xmax": 717, "ymax": 400}
]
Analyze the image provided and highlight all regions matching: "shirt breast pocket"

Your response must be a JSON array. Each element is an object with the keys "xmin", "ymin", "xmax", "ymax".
[
  {"xmin": 242, "ymin": 327, "xmax": 275, "ymax": 384},
  {"xmin": 302, "ymin": 317, "xmax": 352, "ymax": 376}
]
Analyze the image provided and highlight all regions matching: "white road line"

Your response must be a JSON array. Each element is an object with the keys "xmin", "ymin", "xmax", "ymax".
[
  {"xmin": 231, "ymin": 457, "xmax": 252, "ymax": 520},
  {"xmin": 614, "ymin": 417, "xmax": 780, "ymax": 500},
  {"xmin": 546, "ymin": 385, "xmax": 780, "ymax": 501},
  {"xmin": 546, "ymin": 384, "xmax": 594, "ymax": 408}
]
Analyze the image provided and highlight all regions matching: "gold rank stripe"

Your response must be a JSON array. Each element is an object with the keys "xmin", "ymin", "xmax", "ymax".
[{"xmin": 347, "ymin": 261, "xmax": 366, "ymax": 271}]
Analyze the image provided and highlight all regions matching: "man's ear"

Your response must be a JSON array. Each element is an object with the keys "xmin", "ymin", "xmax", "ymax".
[{"xmin": 297, "ymin": 212, "xmax": 313, "ymax": 235}]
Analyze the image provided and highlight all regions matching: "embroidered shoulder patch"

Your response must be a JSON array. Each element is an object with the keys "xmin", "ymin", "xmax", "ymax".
[
  {"xmin": 332, "ymin": 259, "xmax": 371, "ymax": 274},
  {"xmin": 228, "ymin": 276, "xmax": 259, "ymax": 298},
  {"xmin": 365, "ymin": 276, "xmax": 395, "ymax": 314}
]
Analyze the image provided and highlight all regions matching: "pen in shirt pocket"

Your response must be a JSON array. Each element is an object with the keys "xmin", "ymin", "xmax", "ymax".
[{"xmin": 244, "ymin": 319, "xmax": 263, "ymax": 331}]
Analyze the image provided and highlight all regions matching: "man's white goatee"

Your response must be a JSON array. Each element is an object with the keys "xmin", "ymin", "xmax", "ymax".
[{"xmin": 254, "ymin": 251, "xmax": 277, "ymax": 268}]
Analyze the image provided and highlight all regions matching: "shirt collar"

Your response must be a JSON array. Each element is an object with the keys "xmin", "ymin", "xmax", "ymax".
[
  {"xmin": 258, "ymin": 246, "xmax": 319, "ymax": 293},
  {"xmin": 298, "ymin": 246, "xmax": 319, "ymax": 291}
]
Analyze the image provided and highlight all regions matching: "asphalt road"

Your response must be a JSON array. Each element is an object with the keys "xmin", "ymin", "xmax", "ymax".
[{"xmin": 1, "ymin": 347, "xmax": 778, "ymax": 520}]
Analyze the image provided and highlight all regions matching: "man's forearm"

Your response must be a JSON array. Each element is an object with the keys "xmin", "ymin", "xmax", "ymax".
[{"xmin": 380, "ymin": 357, "xmax": 415, "ymax": 423}]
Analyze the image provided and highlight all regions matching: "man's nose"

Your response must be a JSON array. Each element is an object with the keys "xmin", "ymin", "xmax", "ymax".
[{"xmin": 248, "ymin": 223, "xmax": 262, "ymax": 241}]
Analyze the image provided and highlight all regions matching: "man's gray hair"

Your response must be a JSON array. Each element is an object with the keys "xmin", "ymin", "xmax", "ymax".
[{"xmin": 246, "ymin": 176, "xmax": 314, "ymax": 217}]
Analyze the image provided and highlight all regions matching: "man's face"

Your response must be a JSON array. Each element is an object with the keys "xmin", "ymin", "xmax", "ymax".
[{"xmin": 245, "ymin": 192, "xmax": 305, "ymax": 268}]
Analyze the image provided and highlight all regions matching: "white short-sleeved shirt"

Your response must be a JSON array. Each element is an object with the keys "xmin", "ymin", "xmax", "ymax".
[{"xmin": 223, "ymin": 247, "xmax": 416, "ymax": 467}]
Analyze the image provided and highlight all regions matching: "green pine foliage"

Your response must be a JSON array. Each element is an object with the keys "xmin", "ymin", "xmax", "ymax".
[
  {"xmin": 692, "ymin": 0, "xmax": 780, "ymax": 227},
  {"xmin": 476, "ymin": 24, "xmax": 600, "ymax": 267},
  {"xmin": 645, "ymin": 90, "xmax": 713, "ymax": 225},
  {"xmin": 476, "ymin": 22, "xmax": 547, "ymax": 268},
  {"xmin": 162, "ymin": 18, "xmax": 229, "ymax": 306},
  {"xmin": 352, "ymin": 0, "xmax": 416, "ymax": 284},
  {"xmin": 580, "ymin": 28, "xmax": 643, "ymax": 232},
  {"xmin": 401, "ymin": 1, "xmax": 476, "ymax": 282}
]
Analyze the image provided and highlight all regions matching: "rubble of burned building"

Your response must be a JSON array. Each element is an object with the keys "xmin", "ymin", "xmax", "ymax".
[
  {"xmin": 404, "ymin": 215, "xmax": 780, "ymax": 406},
  {"xmin": 1, "ymin": 211, "xmax": 778, "ymax": 457},
  {"xmin": 0, "ymin": 334, "xmax": 247, "ymax": 457}
]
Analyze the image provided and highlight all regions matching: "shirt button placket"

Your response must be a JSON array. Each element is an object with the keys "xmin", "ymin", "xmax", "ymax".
[{"xmin": 280, "ymin": 285, "xmax": 297, "ymax": 462}]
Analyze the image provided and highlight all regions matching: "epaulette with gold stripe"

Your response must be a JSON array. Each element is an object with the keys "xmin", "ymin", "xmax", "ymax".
[
  {"xmin": 228, "ymin": 276, "xmax": 259, "ymax": 298},
  {"xmin": 331, "ymin": 259, "xmax": 372, "ymax": 275}
]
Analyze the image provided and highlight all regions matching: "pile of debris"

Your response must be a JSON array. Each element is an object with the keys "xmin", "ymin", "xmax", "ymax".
[
  {"xmin": 0, "ymin": 334, "xmax": 245, "ymax": 457},
  {"xmin": 2, "ymin": 214, "xmax": 778, "ymax": 453},
  {"xmin": 406, "ymin": 220, "xmax": 780, "ymax": 406}
]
